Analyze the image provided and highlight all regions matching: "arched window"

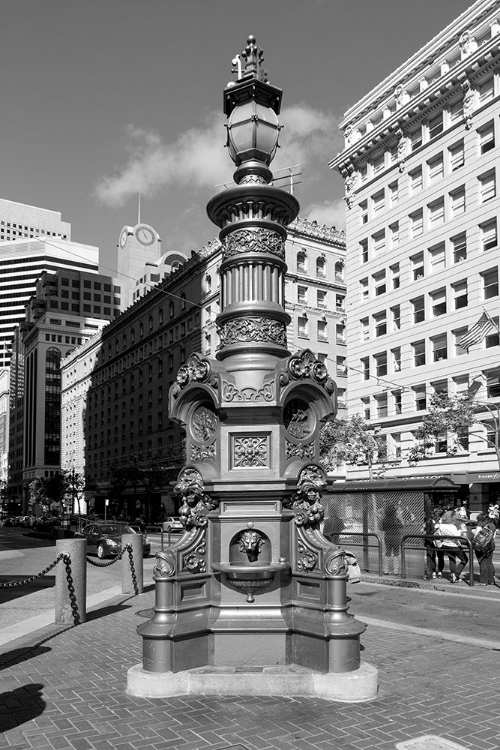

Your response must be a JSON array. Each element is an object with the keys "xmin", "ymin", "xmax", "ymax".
[
  {"xmin": 205, "ymin": 274, "xmax": 212, "ymax": 295},
  {"xmin": 297, "ymin": 251, "xmax": 306, "ymax": 273},
  {"xmin": 335, "ymin": 261, "xmax": 344, "ymax": 281},
  {"xmin": 159, "ymin": 308, "xmax": 164, "ymax": 325},
  {"xmin": 149, "ymin": 315, "xmax": 153, "ymax": 331},
  {"xmin": 316, "ymin": 256, "xmax": 326, "ymax": 278},
  {"xmin": 181, "ymin": 292, "xmax": 186, "ymax": 311},
  {"xmin": 169, "ymin": 301, "xmax": 174, "ymax": 318},
  {"xmin": 131, "ymin": 328, "xmax": 135, "ymax": 344}
]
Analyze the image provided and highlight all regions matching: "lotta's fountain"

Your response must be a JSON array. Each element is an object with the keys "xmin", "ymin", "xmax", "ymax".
[{"xmin": 127, "ymin": 36, "xmax": 378, "ymax": 702}]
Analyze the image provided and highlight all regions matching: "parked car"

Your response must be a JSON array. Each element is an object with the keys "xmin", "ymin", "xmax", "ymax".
[
  {"xmin": 162, "ymin": 517, "xmax": 184, "ymax": 533},
  {"xmin": 77, "ymin": 523, "xmax": 151, "ymax": 559}
]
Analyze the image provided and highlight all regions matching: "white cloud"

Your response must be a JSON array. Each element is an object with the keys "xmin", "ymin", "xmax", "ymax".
[
  {"xmin": 302, "ymin": 198, "xmax": 346, "ymax": 230},
  {"xmin": 94, "ymin": 104, "xmax": 339, "ymax": 208}
]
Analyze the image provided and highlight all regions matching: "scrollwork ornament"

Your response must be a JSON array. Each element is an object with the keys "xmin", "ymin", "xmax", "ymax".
[
  {"xmin": 233, "ymin": 436, "xmax": 268, "ymax": 467},
  {"xmin": 191, "ymin": 443, "xmax": 216, "ymax": 462},
  {"xmin": 285, "ymin": 439, "xmax": 315, "ymax": 460},
  {"xmin": 324, "ymin": 549, "xmax": 349, "ymax": 576},
  {"xmin": 174, "ymin": 467, "xmax": 218, "ymax": 528},
  {"xmin": 219, "ymin": 317, "xmax": 286, "ymax": 347},
  {"xmin": 222, "ymin": 380, "xmax": 275, "ymax": 402},
  {"xmin": 153, "ymin": 550, "xmax": 176, "ymax": 579},
  {"xmin": 282, "ymin": 349, "xmax": 330, "ymax": 386},
  {"xmin": 297, "ymin": 551, "xmax": 317, "ymax": 572},
  {"xmin": 224, "ymin": 228, "xmax": 285, "ymax": 259},
  {"xmin": 182, "ymin": 543, "xmax": 207, "ymax": 574},
  {"xmin": 173, "ymin": 353, "xmax": 217, "ymax": 398},
  {"xmin": 287, "ymin": 464, "xmax": 327, "ymax": 527}
]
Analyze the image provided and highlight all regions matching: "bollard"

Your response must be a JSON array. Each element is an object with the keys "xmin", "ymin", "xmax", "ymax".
[
  {"xmin": 55, "ymin": 537, "xmax": 87, "ymax": 625},
  {"xmin": 122, "ymin": 533, "xmax": 143, "ymax": 594}
]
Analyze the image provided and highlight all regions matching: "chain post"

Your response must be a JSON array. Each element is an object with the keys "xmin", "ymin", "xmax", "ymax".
[{"xmin": 55, "ymin": 537, "xmax": 87, "ymax": 625}]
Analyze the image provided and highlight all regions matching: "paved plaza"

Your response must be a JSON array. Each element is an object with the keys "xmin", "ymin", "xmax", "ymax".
[{"xmin": 1, "ymin": 581, "xmax": 499, "ymax": 750}]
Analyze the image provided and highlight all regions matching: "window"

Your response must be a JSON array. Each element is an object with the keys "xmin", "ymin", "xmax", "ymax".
[
  {"xmin": 428, "ymin": 198, "xmax": 444, "ymax": 227},
  {"xmin": 481, "ymin": 219, "xmax": 497, "ymax": 251},
  {"xmin": 361, "ymin": 357, "xmax": 370, "ymax": 380},
  {"xmin": 485, "ymin": 317, "xmax": 500, "ymax": 348},
  {"xmin": 362, "ymin": 398, "xmax": 370, "ymax": 420},
  {"xmin": 391, "ymin": 433, "xmax": 402, "ymax": 459},
  {"xmin": 483, "ymin": 268, "xmax": 499, "ymax": 299},
  {"xmin": 486, "ymin": 369, "xmax": 500, "ymax": 398},
  {"xmin": 375, "ymin": 393, "xmax": 388, "ymax": 418},
  {"xmin": 360, "ymin": 239, "xmax": 368, "ymax": 263},
  {"xmin": 414, "ymin": 385, "xmax": 427, "ymax": 411},
  {"xmin": 316, "ymin": 257, "xmax": 326, "ymax": 277},
  {"xmin": 428, "ymin": 154, "xmax": 444, "ymax": 182},
  {"xmin": 393, "ymin": 391, "xmax": 402, "ymax": 415},
  {"xmin": 298, "ymin": 316, "xmax": 308, "ymax": 337},
  {"xmin": 431, "ymin": 288, "xmax": 446, "ymax": 317},
  {"xmin": 452, "ymin": 233, "xmax": 467, "ymax": 263},
  {"xmin": 412, "ymin": 296, "xmax": 425, "ymax": 323},
  {"xmin": 372, "ymin": 190, "xmax": 385, "ymax": 214},
  {"xmin": 372, "ymin": 230, "xmax": 385, "ymax": 254},
  {"xmin": 360, "ymin": 201, "xmax": 368, "ymax": 224},
  {"xmin": 411, "ymin": 252, "xmax": 424, "ymax": 280},
  {"xmin": 373, "ymin": 270, "xmax": 386, "ymax": 296},
  {"xmin": 374, "ymin": 312, "xmax": 387, "ymax": 338},
  {"xmin": 479, "ymin": 171, "xmax": 496, "ymax": 202},
  {"xmin": 388, "ymin": 181, "xmax": 399, "ymax": 206},
  {"xmin": 449, "ymin": 99, "xmax": 463, "ymax": 124},
  {"xmin": 450, "ymin": 187, "xmax": 465, "ymax": 216},
  {"xmin": 336, "ymin": 294, "xmax": 345, "ymax": 311},
  {"xmin": 429, "ymin": 242, "xmax": 445, "ymax": 273},
  {"xmin": 410, "ymin": 167, "xmax": 423, "ymax": 193},
  {"xmin": 390, "ymin": 263, "xmax": 400, "ymax": 290},
  {"xmin": 336, "ymin": 323, "xmax": 346, "ymax": 344},
  {"xmin": 410, "ymin": 126, "xmax": 422, "ymax": 151},
  {"xmin": 410, "ymin": 210, "xmax": 423, "ymax": 237},
  {"xmin": 453, "ymin": 375, "xmax": 469, "ymax": 399},
  {"xmin": 372, "ymin": 153, "xmax": 385, "ymax": 174},
  {"xmin": 375, "ymin": 352, "xmax": 387, "ymax": 377},
  {"xmin": 336, "ymin": 356, "xmax": 347, "ymax": 377},
  {"xmin": 428, "ymin": 112, "xmax": 443, "ymax": 140},
  {"xmin": 485, "ymin": 422, "xmax": 496, "ymax": 449},
  {"xmin": 389, "ymin": 222, "xmax": 399, "ymax": 246},
  {"xmin": 297, "ymin": 285, "xmax": 307, "ymax": 304},
  {"xmin": 453, "ymin": 328, "xmax": 468, "ymax": 356},
  {"xmin": 317, "ymin": 320, "xmax": 328, "ymax": 341},
  {"xmin": 432, "ymin": 334, "xmax": 448, "ymax": 362},
  {"xmin": 391, "ymin": 347, "xmax": 401, "ymax": 372},
  {"xmin": 391, "ymin": 305, "xmax": 401, "ymax": 331},
  {"xmin": 335, "ymin": 261, "xmax": 344, "ymax": 281},
  {"xmin": 479, "ymin": 123, "xmax": 495, "ymax": 155},
  {"xmin": 452, "ymin": 281, "xmax": 467, "ymax": 310},
  {"xmin": 432, "ymin": 380, "xmax": 448, "ymax": 398},
  {"xmin": 434, "ymin": 434, "xmax": 447, "ymax": 454},
  {"xmin": 361, "ymin": 318, "xmax": 369, "ymax": 341},
  {"xmin": 449, "ymin": 140, "xmax": 465, "ymax": 172},
  {"xmin": 297, "ymin": 252, "xmax": 306, "ymax": 272},
  {"xmin": 317, "ymin": 290, "xmax": 327, "ymax": 308},
  {"xmin": 479, "ymin": 77, "xmax": 494, "ymax": 104},
  {"xmin": 360, "ymin": 279, "xmax": 369, "ymax": 301},
  {"xmin": 413, "ymin": 340, "xmax": 426, "ymax": 367}
]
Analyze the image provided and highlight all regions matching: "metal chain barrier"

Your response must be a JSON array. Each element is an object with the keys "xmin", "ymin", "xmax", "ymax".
[
  {"xmin": 127, "ymin": 544, "xmax": 139, "ymax": 595},
  {"xmin": 86, "ymin": 544, "xmax": 131, "ymax": 568},
  {"xmin": 62, "ymin": 553, "xmax": 81, "ymax": 625},
  {"xmin": 0, "ymin": 552, "xmax": 66, "ymax": 589}
]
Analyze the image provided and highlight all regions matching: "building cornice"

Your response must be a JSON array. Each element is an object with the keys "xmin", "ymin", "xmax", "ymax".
[{"xmin": 289, "ymin": 217, "xmax": 345, "ymax": 247}]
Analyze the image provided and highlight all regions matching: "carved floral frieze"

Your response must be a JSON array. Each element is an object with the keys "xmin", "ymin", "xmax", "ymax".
[
  {"xmin": 218, "ymin": 317, "xmax": 286, "ymax": 347},
  {"xmin": 233, "ymin": 435, "xmax": 268, "ymax": 467},
  {"xmin": 224, "ymin": 227, "xmax": 285, "ymax": 259}
]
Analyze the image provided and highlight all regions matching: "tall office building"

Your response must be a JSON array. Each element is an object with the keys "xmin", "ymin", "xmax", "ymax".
[
  {"xmin": 0, "ymin": 198, "xmax": 71, "ymax": 243},
  {"xmin": 330, "ymin": 0, "xmax": 500, "ymax": 510}
]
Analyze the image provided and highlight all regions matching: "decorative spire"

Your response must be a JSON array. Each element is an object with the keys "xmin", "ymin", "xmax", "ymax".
[{"xmin": 232, "ymin": 35, "xmax": 268, "ymax": 83}]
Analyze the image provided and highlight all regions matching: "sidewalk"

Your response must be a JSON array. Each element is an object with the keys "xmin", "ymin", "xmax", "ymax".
[{"xmin": 1, "ymin": 577, "xmax": 500, "ymax": 749}]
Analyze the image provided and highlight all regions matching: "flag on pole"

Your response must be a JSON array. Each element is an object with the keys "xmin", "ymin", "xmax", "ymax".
[{"xmin": 458, "ymin": 311, "xmax": 496, "ymax": 352}]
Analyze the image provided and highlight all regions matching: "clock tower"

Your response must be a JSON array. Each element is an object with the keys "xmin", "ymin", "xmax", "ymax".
[{"xmin": 117, "ymin": 222, "xmax": 161, "ymax": 308}]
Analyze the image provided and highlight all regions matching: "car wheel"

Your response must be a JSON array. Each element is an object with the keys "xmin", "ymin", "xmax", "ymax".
[{"xmin": 97, "ymin": 543, "xmax": 106, "ymax": 559}]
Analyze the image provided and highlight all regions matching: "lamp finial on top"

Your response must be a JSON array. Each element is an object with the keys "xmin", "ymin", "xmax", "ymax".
[{"xmin": 231, "ymin": 35, "xmax": 268, "ymax": 83}]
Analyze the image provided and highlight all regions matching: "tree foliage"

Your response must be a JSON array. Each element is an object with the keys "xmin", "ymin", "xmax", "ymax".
[
  {"xmin": 408, "ymin": 393, "xmax": 500, "ymax": 466},
  {"xmin": 320, "ymin": 415, "xmax": 394, "ymax": 479}
]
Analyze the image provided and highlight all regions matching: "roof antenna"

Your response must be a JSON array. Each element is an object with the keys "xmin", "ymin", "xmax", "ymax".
[{"xmin": 137, "ymin": 192, "xmax": 141, "ymax": 225}]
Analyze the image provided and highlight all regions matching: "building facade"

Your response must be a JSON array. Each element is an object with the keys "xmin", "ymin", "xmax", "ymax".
[
  {"xmin": 330, "ymin": 0, "xmax": 500, "ymax": 510},
  {"xmin": 81, "ymin": 218, "xmax": 346, "ymax": 518},
  {"xmin": 8, "ymin": 269, "xmax": 121, "ymax": 506}
]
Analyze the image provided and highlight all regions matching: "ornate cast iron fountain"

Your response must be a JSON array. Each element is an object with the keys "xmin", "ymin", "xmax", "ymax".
[{"xmin": 128, "ymin": 36, "xmax": 377, "ymax": 701}]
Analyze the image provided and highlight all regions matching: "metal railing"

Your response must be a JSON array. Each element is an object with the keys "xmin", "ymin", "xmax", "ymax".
[
  {"xmin": 401, "ymin": 534, "xmax": 475, "ymax": 586},
  {"xmin": 336, "ymin": 531, "xmax": 383, "ymax": 576}
]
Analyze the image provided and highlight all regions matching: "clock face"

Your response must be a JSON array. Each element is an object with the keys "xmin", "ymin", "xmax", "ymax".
[
  {"xmin": 135, "ymin": 224, "xmax": 156, "ymax": 246},
  {"xmin": 119, "ymin": 228, "xmax": 129, "ymax": 248}
]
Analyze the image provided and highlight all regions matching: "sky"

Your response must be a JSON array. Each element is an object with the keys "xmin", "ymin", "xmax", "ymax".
[{"xmin": 0, "ymin": 0, "xmax": 473, "ymax": 277}]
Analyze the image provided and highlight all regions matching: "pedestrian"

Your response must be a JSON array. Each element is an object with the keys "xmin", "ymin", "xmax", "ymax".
[
  {"xmin": 381, "ymin": 501, "xmax": 403, "ymax": 575},
  {"xmin": 323, "ymin": 509, "xmax": 345, "ymax": 545},
  {"xmin": 438, "ymin": 510, "xmax": 468, "ymax": 584},
  {"xmin": 425, "ymin": 507, "xmax": 445, "ymax": 580},
  {"xmin": 473, "ymin": 508, "xmax": 498, "ymax": 586}
]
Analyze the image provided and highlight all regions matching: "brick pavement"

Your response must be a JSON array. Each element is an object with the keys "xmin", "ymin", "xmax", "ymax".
[{"xmin": 1, "ymin": 588, "xmax": 500, "ymax": 750}]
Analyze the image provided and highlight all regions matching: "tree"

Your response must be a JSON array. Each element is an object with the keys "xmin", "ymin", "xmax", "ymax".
[
  {"xmin": 408, "ymin": 393, "xmax": 500, "ymax": 466},
  {"xmin": 320, "ymin": 415, "xmax": 396, "ymax": 480}
]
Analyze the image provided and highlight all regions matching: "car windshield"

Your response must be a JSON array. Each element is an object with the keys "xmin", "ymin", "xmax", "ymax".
[{"xmin": 99, "ymin": 525, "xmax": 135, "ymax": 535}]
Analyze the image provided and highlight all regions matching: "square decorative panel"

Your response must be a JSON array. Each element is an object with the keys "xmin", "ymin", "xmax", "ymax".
[{"xmin": 231, "ymin": 433, "xmax": 270, "ymax": 469}]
